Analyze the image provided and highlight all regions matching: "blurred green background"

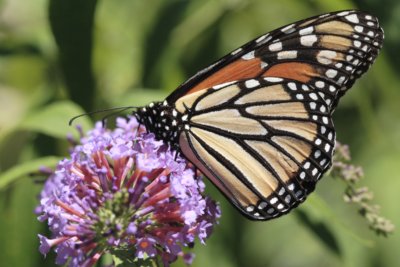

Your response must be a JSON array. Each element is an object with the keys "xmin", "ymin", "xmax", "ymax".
[{"xmin": 0, "ymin": 0, "xmax": 399, "ymax": 266}]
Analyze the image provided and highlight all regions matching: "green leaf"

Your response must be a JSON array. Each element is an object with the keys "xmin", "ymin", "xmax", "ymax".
[
  {"xmin": 18, "ymin": 101, "xmax": 93, "ymax": 139},
  {"xmin": 0, "ymin": 156, "xmax": 61, "ymax": 190}
]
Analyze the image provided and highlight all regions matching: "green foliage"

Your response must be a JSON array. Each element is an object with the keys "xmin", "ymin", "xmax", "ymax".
[
  {"xmin": 0, "ymin": 156, "xmax": 60, "ymax": 190},
  {"xmin": 0, "ymin": 0, "xmax": 399, "ymax": 266},
  {"xmin": 19, "ymin": 101, "xmax": 93, "ymax": 138}
]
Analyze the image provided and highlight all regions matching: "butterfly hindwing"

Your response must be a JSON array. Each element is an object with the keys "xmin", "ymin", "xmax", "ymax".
[
  {"xmin": 167, "ymin": 10, "xmax": 383, "ymax": 111},
  {"xmin": 177, "ymin": 78, "xmax": 335, "ymax": 220}
]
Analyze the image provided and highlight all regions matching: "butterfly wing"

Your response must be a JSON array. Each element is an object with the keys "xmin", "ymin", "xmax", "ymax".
[
  {"xmin": 161, "ymin": 10, "xmax": 383, "ymax": 220},
  {"xmin": 176, "ymin": 78, "xmax": 335, "ymax": 220},
  {"xmin": 167, "ymin": 10, "xmax": 383, "ymax": 110}
]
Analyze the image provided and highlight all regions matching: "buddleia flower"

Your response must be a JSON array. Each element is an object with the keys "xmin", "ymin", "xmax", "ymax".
[{"xmin": 36, "ymin": 117, "xmax": 220, "ymax": 266}]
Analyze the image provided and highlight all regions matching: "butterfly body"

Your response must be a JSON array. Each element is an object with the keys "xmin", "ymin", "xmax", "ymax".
[{"xmin": 134, "ymin": 10, "xmax": 383, "ymax": 220}]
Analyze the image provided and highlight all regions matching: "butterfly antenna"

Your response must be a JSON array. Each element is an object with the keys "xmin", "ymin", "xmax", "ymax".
[
  {"xmin": 100, "ymin": 106, "xmax": 136, "ymax": 126},
  {"xmin": 68, "ymin": 106, "xmax": 138, "ymax": 126}
]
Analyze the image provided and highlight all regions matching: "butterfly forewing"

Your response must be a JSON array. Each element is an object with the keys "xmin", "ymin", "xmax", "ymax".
[{"xmin": 167, "ymin": 10, "xmax": 383, "ymax": 110}]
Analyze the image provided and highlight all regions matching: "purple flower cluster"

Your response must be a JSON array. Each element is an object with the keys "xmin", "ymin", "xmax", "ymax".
[{"xmin": 36, "ymin": 117, "xmax": 220, "ymax": 266}]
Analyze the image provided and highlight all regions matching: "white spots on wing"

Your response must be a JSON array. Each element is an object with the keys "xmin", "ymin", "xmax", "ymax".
[
  {"xmin": 345, "ymin": 14, "xmax": 359, "ymax": 23},
  {"xmin": 365, "ymin": 15, "xmax": 373, "ymax": 20},
  {"xmin": 278, "ymin": 187, "xmax": 285, "ymax": 195},
  {"xmin": 328, "ymin": 132, "xmax": 333, "ymax": 140},
  {"xmin": 256, "ymin": 35, "xmax": 272, "ymax": 46},
  {"xmin": 304, "ymin": 161, "xmax": 311, "ymax": 169},
  {"xmin": 345, "ymin": 65, "xmax": 352, "ymax": 71},
  {"xmin": 314, "ymin": 150, "xmax": 321, "ymax": 159},
  {"xmin": 315, "ymin": 81, "xmax": 325, "ymax": 88},
  {"xmin": 261, "ymin": 61, "xmax": 269, "ymax": 68},
  {"xmin": 320, "ymin": 158, "xmax": 327, "ymax": 166},
  {"xmin": 269, "ymin": 42, "xmax": 283, "ymax": 52},
  {"xmin": 231, "ymin": 48, "xmax": 242, "ymax": 55},
  {"xmin": 288, "ymin": 82, "xmax": 297, "ymax": 91},
  {"xmin": 325, "ymin": 98, "xmax": 332, "ymax": 105},
  {"xmin": 256, "ymin": 34, "xmax": 267, "ymax": 43},
  {"xmin": 281, "ymin": 24, "xmax": 295, "ymax": 34},
  {"xmin": 300, "ymin": 35, "xmax": 318, "ymax": 47},
  {"xmin": 326, "ymin": 69, "xmax": 338, "ymax": 78},
  {"xmin": 242, "ymin": 50, "xmax": 255, "ymax": 60},
  {"xmin": 246, "ymin": 205, "xmax": 255, "ymax": 212},
  {"xmin": 300, "ymin": 171, "xmax": 306, "ymax": 179},
  {"xmin": 317, "ymin": 50, "xmax": 337, "ymax": 65},
  {"xmin": 315, "ymin": 138, "xmax": 322, "ymax": 145},
  {"xmin": 309, "ymin": 102, "xmax": 316, "ymax": 110},
  {"xmin": 309, "ymin": 93, "xmax": 318, "ymax": 100},
  {"xmin": 288, "ymin": 183, "xmax": 295, "ymax": 191},
  {"xmin": 337, "ymin": 11, "xmax": 350, "ymax": 16},
  {"xmin": 270, "ymin": 197, "xmax": 278, "ymax": 204},
  {"xmin": 367, "ymin": 21, "xmax": 375, "ymax": 27},
  {"xmin": 245, "ymin": 79, "xmax": 260, "ymax": 88},
  {"xmin": 329, "ymin": 85, "xmax": 336, "ymax": 92},
  {"xmin": 354, "ymin": 40, "xmax": 361, "ymax": 48},
  {"xmin": 299, "ymin": 26, "xmax": 314, "ymax": 35},
  {"xmin": 367, "ymin": 31, "xmax": 375, "ymax": 37},
  {"xmin": 355, "ymin": 26, "xmax": 363, "ymax": 33},
  {"xmin": 264, "ymin": 77, "xmax": 283, "ymax": 82},
  {"xmin": 213, "ymin": 81, "xmax": 236, "ymax": 90},
  {"xmin": 337, "ymin": 76, "xmax": 346, "ymax": 85},
  {"xmin": 320, "ymin": 126, "xmax": 326, "ymax": 134},
  {"xmin": 325, "ymin": 143, "xmax": 331, "ymax": 152},
  {"xmin": 258, "ymin": 202, "xmax": 267, "ymax": 210},
  {"xmin": 312, "ymin": 168, "xmax": 318, "ymax": 176},
  {"xmin": 296, "ymin": 94, "xmax": 304, "ymax": 100},
  {"xmin": 322, "ymin": 116, "xmax": 329, "ymax": 124},
  {"xmin": 277, "ymin": 50, "xmax": 298, "ymax": 60},
  {"xmin": 320, "ymin": 105, "xmax": 326, "ymax": 113}
]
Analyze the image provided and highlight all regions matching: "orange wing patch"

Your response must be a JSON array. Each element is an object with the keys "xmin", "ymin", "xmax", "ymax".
[
  {"xmin": 263, "ymin": 62, "xmax": 316, "ymax": 83},
  {"xmin": 186, "ymin": 58, "xmax": 265, "ymax": 95}
]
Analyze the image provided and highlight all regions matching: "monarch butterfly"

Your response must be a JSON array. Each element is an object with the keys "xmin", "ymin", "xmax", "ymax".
[{"xmin": 134, "ymin": 10, "xmax": 383, "ymax": 220}]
